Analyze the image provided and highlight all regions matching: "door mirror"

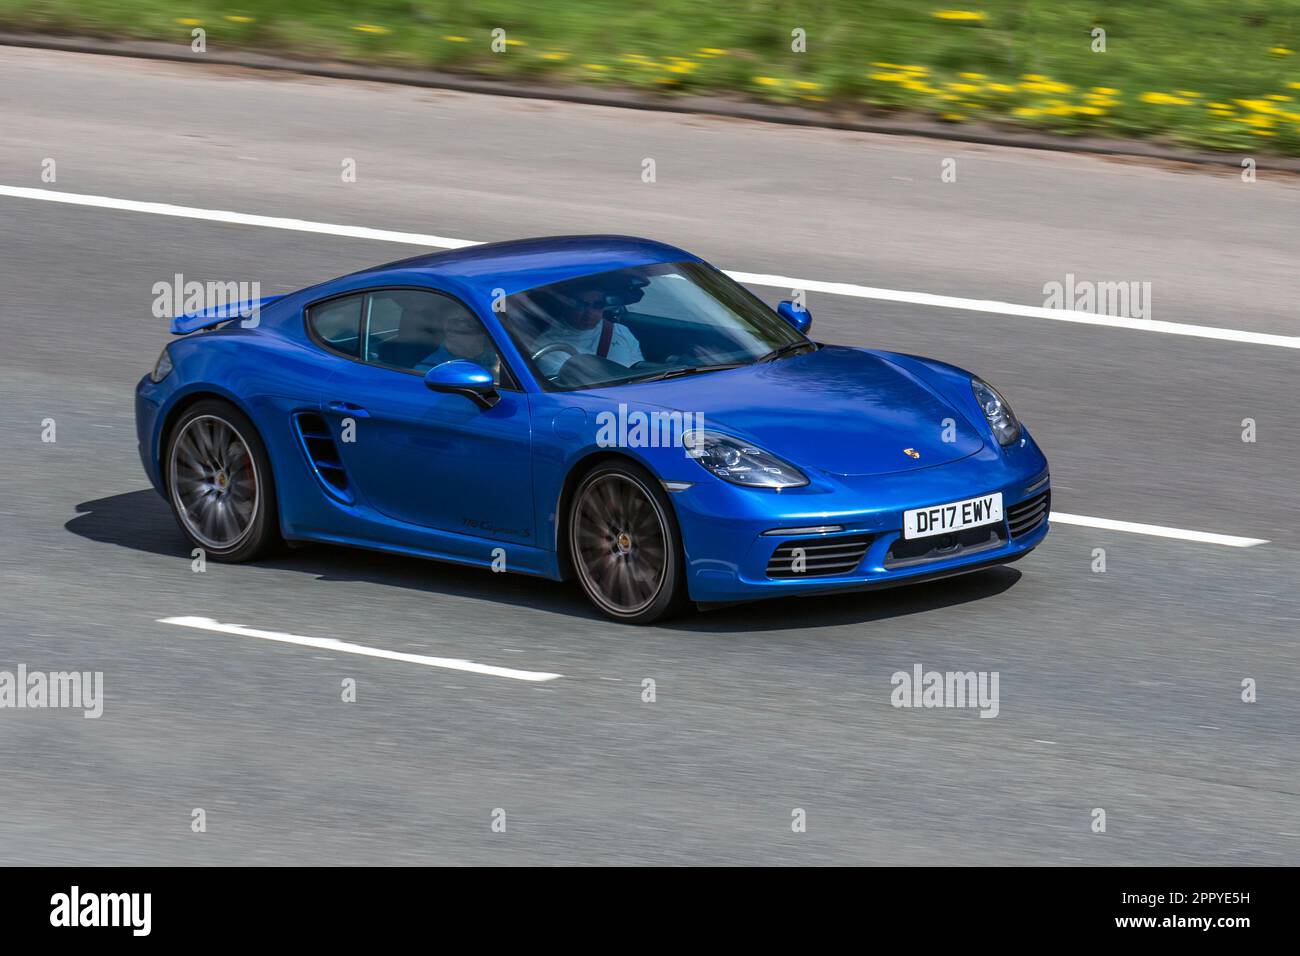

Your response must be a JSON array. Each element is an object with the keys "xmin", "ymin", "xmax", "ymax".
[
  {"xmin": 776, "ymin": 300, "xmax": 811, "ymax": 335},
  {"xmin": 423, "ymin": 360, "xmax": 499, "ymax": 409}
]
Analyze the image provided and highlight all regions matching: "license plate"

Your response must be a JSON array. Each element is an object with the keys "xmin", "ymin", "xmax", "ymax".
[{"xmin": 903, "ymin": 492, "xmax": 1003, "ymax": 540}]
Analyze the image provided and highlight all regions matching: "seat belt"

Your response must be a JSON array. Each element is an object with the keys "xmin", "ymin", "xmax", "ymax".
[{"xmin": 596, "ymin": 319, "xmax": 615, "ymax": 359}]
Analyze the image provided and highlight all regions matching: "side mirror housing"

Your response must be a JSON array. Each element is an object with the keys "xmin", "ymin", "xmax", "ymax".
[
  {"xmin": 423, "ymin": 360, "xmax": 499, "ymax": 409},
  {"xmin": 776, "ymin": 300, "xmax": 811, "ymax": 335}
]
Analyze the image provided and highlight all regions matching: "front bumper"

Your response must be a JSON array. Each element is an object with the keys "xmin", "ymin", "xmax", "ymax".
[{"xmin": 671, "ymin": 436, "xmax": 1050, "ymax": 603}]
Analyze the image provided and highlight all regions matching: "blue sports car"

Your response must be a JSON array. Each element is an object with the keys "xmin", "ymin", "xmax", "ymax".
[{"xmin": 135, "ymin": 236, "xmax": 1049, "ymax": 623}]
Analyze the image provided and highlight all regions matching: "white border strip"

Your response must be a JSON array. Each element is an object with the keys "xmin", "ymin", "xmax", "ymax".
[
  {"xmin": 159, "ymin": 616, "xmax": 562, "ymax": 681},
  {"xmin": 2, "ymin": 184, "xmax": 1298, "ymax": 350},
  {"xmin": 1049, "ymin": 512, "xmax": 1268, "ymax": 548}
]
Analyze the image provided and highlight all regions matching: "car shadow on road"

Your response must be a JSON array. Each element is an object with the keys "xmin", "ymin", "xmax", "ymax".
[{"xmin": 67, "ymin": 489, "xmax": 1022, "ymax": 630}]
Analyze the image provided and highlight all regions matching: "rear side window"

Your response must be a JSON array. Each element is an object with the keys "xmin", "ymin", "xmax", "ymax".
[{"xmin": 308, "ymin": 294, "xmax": 363, "ymax": 357}]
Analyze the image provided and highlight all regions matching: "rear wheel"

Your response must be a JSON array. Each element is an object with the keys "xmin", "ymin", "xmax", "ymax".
[
  {"xmin": 165, "ymin": 399, "xmax": 278, "ymax": 562},
  {"xmin": 569, "ymin": 460, "xmax": 687, "ymax": 624}
]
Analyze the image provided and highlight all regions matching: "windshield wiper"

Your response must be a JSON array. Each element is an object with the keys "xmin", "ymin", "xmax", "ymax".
[
  {"xmin": 758, "ymin": 341, "xmax": 817, "ymax": 363},
  {"xmin": 627, "ymin": 362, "xmax": 746, "ymax": 384}
]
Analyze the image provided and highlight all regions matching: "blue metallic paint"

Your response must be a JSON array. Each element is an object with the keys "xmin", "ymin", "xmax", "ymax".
[{"xmin": 136, "ymin": 236, "xmax": 1048, "ymax": 605}]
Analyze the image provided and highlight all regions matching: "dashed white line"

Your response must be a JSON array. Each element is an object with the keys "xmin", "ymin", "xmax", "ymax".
[
  {"xmin": 1048, "ymin": 512, "xmax": 1268, "ymax": 548},
  {"xmin": 159, "ymin": 616, "xmax": 562, "ymax": 682},
  {"xmin": 3, "ymin": 183, "xmax": 1298, "ymax": 350}
]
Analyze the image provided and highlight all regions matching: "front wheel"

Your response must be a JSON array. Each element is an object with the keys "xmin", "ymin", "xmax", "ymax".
[{"xmin": 568, "ymin": 461, "xmax": 687, "ymax": 624}]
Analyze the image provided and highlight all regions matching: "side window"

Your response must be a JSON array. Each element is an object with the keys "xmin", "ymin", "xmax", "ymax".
[
  {"xmin": 363, "ymin": 289, "xmax": 506, "ymax": 385},
  {"xmin": 307, "ymin": 294, "xmax": 363, "ymax": 357}
]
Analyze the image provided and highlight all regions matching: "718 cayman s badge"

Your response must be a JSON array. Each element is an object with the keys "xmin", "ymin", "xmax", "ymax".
[{"xmin": 903, "ymin": 447, "xmax": 921, "ymax": 459}]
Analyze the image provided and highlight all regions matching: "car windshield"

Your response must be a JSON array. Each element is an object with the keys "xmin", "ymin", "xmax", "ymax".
[{"xmin": 500, "ymin": 261, "xmax": 813, "ymax": 390}]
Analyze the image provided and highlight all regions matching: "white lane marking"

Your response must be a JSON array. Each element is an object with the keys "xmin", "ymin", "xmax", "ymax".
[
  {"xmin": 1049, "ymin": 512, "xmax": 1268, "ymax": 548},
  {"xmin": 3, "ymin": 184, "xmax": 1298, "ymax": 350},
  {"xmin": 728, "ymin": 271, "xmax": 1300, "ymax": 350},
  {"xmin": 0, "ymin": 185, "xmax": 1277, "ymax": 549},
  {"xmin": 159, "ymin": 616, "xmax": 562, "ymax": 682},
  {"xmin": 0, "ymin": 185, "xmax": 478, "ymax": 250}
]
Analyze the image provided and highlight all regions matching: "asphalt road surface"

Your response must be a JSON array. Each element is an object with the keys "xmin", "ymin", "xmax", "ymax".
[{"xmin": 1, "ymin": 47, "xmax": 1297, "ymax": 865}]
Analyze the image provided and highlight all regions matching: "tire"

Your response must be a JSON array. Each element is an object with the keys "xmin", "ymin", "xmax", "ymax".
[
  {"xmin": 568, "ymin": 459, "xmax": 688, "ymax": 624},
  {"xmin": 164, "ymin": 399, "xmax": 279, "ymax": 562}
]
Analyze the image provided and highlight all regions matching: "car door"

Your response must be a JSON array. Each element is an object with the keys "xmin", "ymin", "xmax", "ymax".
[{"xmin": 312, "ymin": 287, "xmax": 536, "ymax": 547}]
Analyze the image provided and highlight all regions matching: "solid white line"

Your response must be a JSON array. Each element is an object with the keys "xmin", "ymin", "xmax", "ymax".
[
  {"xmin": 2, "ymin": 184, "xmax": 1298, "ymax": 350},
  {"xmin": 727, "ymin": 272, "xmax": 1300, "ymax": 350},
  {"xmin": 1048, "ymin": 512, "xmax": 1268, "ymax": 548},
  {"xmin": 158, "ymin": 616, "xmax": 562, "ymax": 682}
]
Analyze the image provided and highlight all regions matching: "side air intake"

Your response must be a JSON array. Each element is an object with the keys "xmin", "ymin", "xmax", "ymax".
[{"xmin": 293, "ymin": 413, "xmax": 353, "ymax": 503}]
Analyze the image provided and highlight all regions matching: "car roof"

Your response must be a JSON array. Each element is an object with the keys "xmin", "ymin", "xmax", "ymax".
[{"xmin": 343, "ymin": 235, "xmax": 702, "ymax": 300}]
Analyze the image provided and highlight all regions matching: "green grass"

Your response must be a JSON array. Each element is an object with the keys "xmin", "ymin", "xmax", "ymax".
[{"xmin": 4, "ymin": 1, "xmax": 1300, "ymax": 153}]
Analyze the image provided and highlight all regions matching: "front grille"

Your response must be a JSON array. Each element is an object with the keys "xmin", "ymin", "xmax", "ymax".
[
  {"xmin": 1007, "ymin": 490, "xmax": 1050, "ymax": 538},
  {"xmin": 885, "ymin": 524, "xmax": 1006, "ymax": 568},
  {"xmin": 766, "ymin": 534, "xmax": 871, "ymax": 578}
]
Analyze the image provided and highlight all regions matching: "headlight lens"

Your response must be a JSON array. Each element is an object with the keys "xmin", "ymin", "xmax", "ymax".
[
  {"xmin": 971, "ymin": 378, "xmax": 1021, "ymax": 446},
  {"xmin": 683, "ymin": 430, "xmax": 808, "ymax": 488},
  {"xmin": 149, "ymin": 346, "xmax": 174, "ymax": 383}
]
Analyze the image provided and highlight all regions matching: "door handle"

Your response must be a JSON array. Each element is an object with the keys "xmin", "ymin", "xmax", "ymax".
[{"xmin": 328, "ymin": 401, "xmax": 370, "ymax": 418}]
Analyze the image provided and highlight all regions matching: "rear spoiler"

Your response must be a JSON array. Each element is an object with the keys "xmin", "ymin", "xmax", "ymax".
[{"xmin": 170, "ymin": 295, "xmax": 287, "ymax": 335}]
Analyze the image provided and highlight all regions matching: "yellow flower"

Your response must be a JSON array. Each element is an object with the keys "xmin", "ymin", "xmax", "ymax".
[
  {"xmin": 960, "ymin": 72, "xmax": 986, "ymax": 80},
  {"xmin": 941, "ymin": 112, "xmax": 966, "ymax": 121},
  {"xmin": 1076, "ymin": 106, "xmax": 1105, "ymax": 116},
  {"xmin": 1021, "ymin": 73, "xmax": 1049, "ymax": 82},
  {"xmin": 698, "ymin": 48, "xmax": 728, "ymax": 56},
  {"xmin": 933, "ymin": 10, "xmax": 989, "ymax": 21},
  {"xmin": 1289, "ymin": 82, "xmax": 1300, "ymax": 90},
  {"xmin": 1266, "ymin": 94, "xmax": 1294, "ymax": 101},
  {"xmin": 1013, "ymin": 107, "xmax": 1042, "ymax": 118},
  {"xmin": 352, "ymin": 24, "xmax": 390, "ymax": 35},
  {"xmin": 1021, "ymin": 80, "xmax": 1072, "ymax": 94},
  {"xmin": 1250, "ymin": 129, "xmax": 1277, "ymax": 135},
  {"xmin": 441, "ymin": 35, "xmax": 469, "ymax": 42},
  {"xmin": 176, "ymin": 18, "xmax": 201, "ymax": 26},
  {"xmin": 872, "ymin": 62, "xmax": 927, "ymax": 72},
  {"xmin": 753, "ymin": 76, "xmax": 783, "ymax": 87},
  {"xmin": 802, "ymin": 95, "xmax": 828, "ymax": 103},
  {"xmin": 1175, "ymin": 90, "xmax": 1202, "ymax": 98},
  {"xmin": 869, "ymin": 72, "xmax": 909, "ymax": 82},
  {"xmin": 948, "ymin": 82, "xmax": 981, "ymax": 93},
  {"xmin": 1235, "ymin": 98, "xmax": 1278, "ymax": 112},
  {"xmin": 1139, "ymin": 91, "xmax": 1192, "ymax": 105},
  {"xmin": 1091, "ymin": 86, "xmax": 1119, "ymax": 95},
  {"xmin": 506, "ymin": 39, "xmax": 526, "ymax": 47},
  {"xmin": 583, "ymin": 63, "xmax": 609, "ymax": 71},
  {"xmin": 1238, "ymin": 114, "xmax": 1274, "ymax": 127},
  {"xmin": 793, "ymin": 80, "xmax": 821, "ymax": 90},
  {"xmin": 988, "ymin": 83, "xmax": 1016, "ymax": 94},
  {"xmin": 225, "ymin": 15, "xmax": 254, "ymax": 24},
  {"xmin": 1270, "ymin": 46, "xmax": 1293, "ymax": 56},
  {"xmin": 539, "ymin": 52, "xmax": 570, "ymax": 61}
]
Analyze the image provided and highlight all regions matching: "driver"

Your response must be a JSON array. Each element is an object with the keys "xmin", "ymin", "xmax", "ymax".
[{"xmin": 533, "ymin": 286, "xmax": 643, "ymax": 376}]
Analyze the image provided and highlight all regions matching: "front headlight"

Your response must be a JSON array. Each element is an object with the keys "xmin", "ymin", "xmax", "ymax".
[
  {"xmin": 683, "ymin": 430, "xmax": 808, "ymax": 488},
  {"xmin": 149, "ymin": 346, "xmax": 174, "ymax": 383},
  {"xmin": 972, "ymin": 378, "xmax": 1021, "ymax": 446}
]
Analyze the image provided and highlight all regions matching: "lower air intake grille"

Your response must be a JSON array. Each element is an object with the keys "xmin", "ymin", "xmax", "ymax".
[
  {"xmin": 766, "ymin": 534, "xmax": 871, "ymax": 578},
  {"xmin": 1007, "ymin": 490, "xmax": 1050, "ymax": 538}
]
